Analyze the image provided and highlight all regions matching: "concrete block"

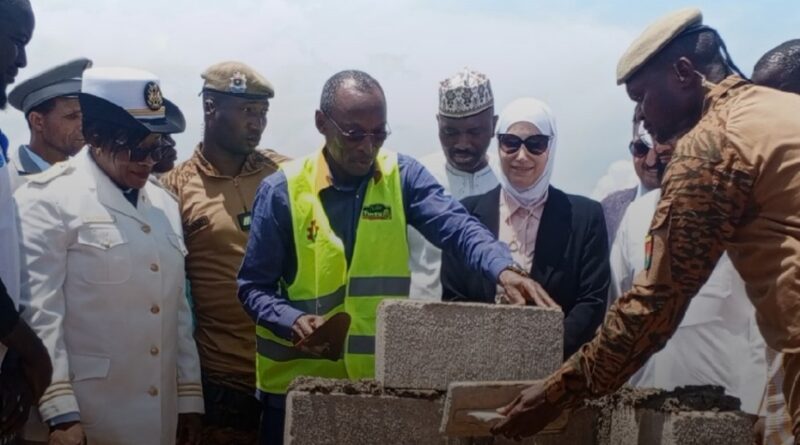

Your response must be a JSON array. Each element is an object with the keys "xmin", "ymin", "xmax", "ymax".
[
  {"xmin": 636, "ymin": 411, "xmax": 754, "ymax": 445},
  {"xmin": 375, "ymin": 300, "xmax": 563, "ymax": 390},
  {"xmin": 284, "ymin": 378, "xmax": 447, "ymax": 445},
  {"xmin": 591, "ymin": 386, "xmax": 756, "ymax": 445},
  {"xmin": 441, "ymin": 381, "xmax": 539, "ymax": 437}
]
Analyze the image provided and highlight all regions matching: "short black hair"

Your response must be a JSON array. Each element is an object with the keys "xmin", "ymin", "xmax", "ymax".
[
  {"xmin": 0, "ymin": 0, "xmax": 31, "ymax": 25},
  {"xmin": 319, "ymin": 70, "xmax": 383, "ymax": 115},
  {"xmin": 752, "ymin": 39, "xmax": 800, "ymax": 94},
  {"xmin": 25, "ymin": 98, "xmax": 58, "ymax": 129},
  {"xmin": 82, "ymin": 117, "xmax": 149, "ymax": 154},
  {"xmin": 652, "ymin": 28, "xmax": 742, "ymax": 82}
]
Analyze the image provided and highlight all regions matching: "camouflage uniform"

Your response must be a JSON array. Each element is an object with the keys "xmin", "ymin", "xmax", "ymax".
[
  {"xmin": 161, "ymin": 146, "xmax": 289, "ymax": 445},
  {"xmin": 542, "ymin": 76, "xmax": 800, "ymax": 440}
]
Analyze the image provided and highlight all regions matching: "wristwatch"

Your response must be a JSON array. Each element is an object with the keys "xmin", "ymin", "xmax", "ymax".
[{"xmin": 503, "ymin": 262, "xmax": 529, "ymax": 278}]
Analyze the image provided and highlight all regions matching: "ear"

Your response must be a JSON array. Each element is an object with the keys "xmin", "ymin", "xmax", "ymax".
[
  {"xmin": 673, "ymin": 57, "xmax": 697, "ymax": 89},
  {"xmin": 492, "ymin": 114, "xmax": 499, "ymax": 133},
  {"xmin": 314, "ymin": 110, "xmax": 326, "ymax": 134},
  {"xmin": 28, "ymin": 111, "xmax": 44, "ymax": 133}
]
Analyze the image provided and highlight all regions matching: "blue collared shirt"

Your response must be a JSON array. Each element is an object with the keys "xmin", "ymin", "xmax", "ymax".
[{"xmin": 237, "ymin": 151, "xmax": 513, "ymax": 341}]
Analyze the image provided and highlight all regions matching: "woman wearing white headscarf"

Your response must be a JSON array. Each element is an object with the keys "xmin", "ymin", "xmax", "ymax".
[{"xmin": 441, "ymin": 97, "xmax": 610, "ymax": 358}]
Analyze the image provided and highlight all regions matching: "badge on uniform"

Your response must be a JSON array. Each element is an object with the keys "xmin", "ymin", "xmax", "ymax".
[
  {"xmin": 238, "ymin": 211, "xmax": 252, "ymax": 231},
  {"xmin": 644, "ymin": 234, "xmax": 654, "ymax": 270}
]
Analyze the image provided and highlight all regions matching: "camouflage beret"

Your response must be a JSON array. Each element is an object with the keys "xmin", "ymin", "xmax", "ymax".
[
  {"xmin": 616, "ymin": 8, "xmax": 703, "ymax": 85},
  {"xmin": 201, "ymin": 61, "xmax": 274, "ymax": 99}
]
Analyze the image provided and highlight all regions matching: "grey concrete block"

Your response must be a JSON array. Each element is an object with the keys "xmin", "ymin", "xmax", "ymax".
[
  {"xmin": 636, "ymin": 411, "xmax": 755, "ymax": 445},
  {"xmin": 592, "ymin": 386, "xmax": 756, "ymax": 445},
  {"xmin": 494, "ymin": 408, "xmax": 599, "ymax": 445},
  {"xmin": 376, "ymin": 300, "xmax": 563, "ymax": 390},
  {"xmin": 284, "ymin": 379, "xmax": 447, "ymax": 445}
]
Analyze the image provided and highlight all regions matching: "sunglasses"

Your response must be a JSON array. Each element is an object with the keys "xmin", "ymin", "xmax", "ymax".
[
  {"xmin": 323, "ymin": 111, "xmax": 391, "ymax": 144},
  {"xmin": 497, "ymin": 134, "xmax": 550, "ymax": 155},
  {"xmin": 128, "ymin": 135, "xmax": 175, "ymax": 163},
  {"xmin": 629, "ymin": 126, "xmax": 654, "ymax": 158}
]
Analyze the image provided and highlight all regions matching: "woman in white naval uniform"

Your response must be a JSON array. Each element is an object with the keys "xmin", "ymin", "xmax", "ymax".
[{"xmin": 14, "ymin": 68, "xmax": 203, "ymax": 445}]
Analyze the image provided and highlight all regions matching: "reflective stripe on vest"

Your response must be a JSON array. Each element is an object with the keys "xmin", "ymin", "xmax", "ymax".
[{"xmin": 255, "ymin": 149, "xmax": 410, "ymax": 394}]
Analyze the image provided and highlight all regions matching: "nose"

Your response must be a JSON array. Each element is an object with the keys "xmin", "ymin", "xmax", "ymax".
[
  {"xmin": 644, "ymin": 147, "xmax": 657, "ymax": 167},
  {"xmin": 15, "ymin": 45, "xmax": 27, "ymax": 69},
  {"xmin": 454, "ymin": 133, "xmax": 471, "ymax": 149}
]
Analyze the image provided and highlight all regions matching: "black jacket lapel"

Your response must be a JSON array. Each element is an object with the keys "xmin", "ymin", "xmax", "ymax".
[{"xmin": 531, "ymin": 186, "xmax": 572, "ymax": 288}]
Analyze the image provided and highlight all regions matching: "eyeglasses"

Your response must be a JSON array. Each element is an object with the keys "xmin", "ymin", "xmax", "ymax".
[
  {"xmin": 497, "ymin": 134, "xmax": 550, "ymax": 155},
  {"xmin": 128, "ymin": 135, "xmax": 175, "ymax": 163},
  {"xmin": 323, "ymin": 111, "xmax": 391, "ymax": 144},
  {"xmin": 629, "ymin": 125, "xmax": 654, "ymax": 158}
]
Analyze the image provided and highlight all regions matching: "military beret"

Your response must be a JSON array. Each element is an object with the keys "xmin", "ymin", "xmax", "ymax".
[
  {"xmin": 201, "ymin": 61, "xmax": 274, "ymax": 99},
  {"xmin": 9, "ymin": 58, "xmax": 92, "ymax": 113},
  {"xmin": 616, "ymin": 8, "xmax": 703, "ymax": 85}
]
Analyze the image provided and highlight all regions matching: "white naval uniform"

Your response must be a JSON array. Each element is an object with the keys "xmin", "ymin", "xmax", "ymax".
[
  {"xmin": 14, "ymin": 149, "xmax": 203, "ymax": 444},
  {"xmin": 609, "ymin": 189, "xmax": 767, "ymax": 414},
  {"xmin": 407, "ymin": 150, "xmax": 499, "ymax": 300}
]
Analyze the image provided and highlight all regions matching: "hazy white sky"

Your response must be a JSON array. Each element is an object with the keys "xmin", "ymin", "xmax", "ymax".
[{"xmin": 2, "ymin": 0, "xmax": 797, "ymax": 198}]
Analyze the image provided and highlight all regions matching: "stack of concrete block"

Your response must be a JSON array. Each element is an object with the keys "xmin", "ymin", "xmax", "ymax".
[
  {"xmin": 284, "ymin": 300, "xmax": 564, "ymax": 444},
  {"xmin": 283, "ymin": 300, "xmax": 755, "ymax": 444}
]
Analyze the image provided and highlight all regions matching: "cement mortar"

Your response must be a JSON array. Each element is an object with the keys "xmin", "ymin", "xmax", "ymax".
[{"xmin": 288, "ymin": 376, "xmax": 443, "ymax": 400}]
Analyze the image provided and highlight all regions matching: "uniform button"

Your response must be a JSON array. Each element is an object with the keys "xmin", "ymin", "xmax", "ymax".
[
  {"xmin": 150, "ymin": 346, "xmax": 159, "ymax": 356},
  {"xmin": 150, "ymin": 263, "xmax": 159, "ymax": 272},
  {"xmin": 150, "ymin": 305, "xmax": 160, "ymax": 314},
  {"xmin": 141, "ymin": 225, "xmax": 151, "ymax": 234},
  {"xmin": 148, "ymin": 386, "xmax": 158, "ymax": 396}
]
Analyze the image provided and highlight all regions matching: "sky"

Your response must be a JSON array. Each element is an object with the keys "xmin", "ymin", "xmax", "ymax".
[{"xmin": 2, "ymin": 0, "xmax": 797, "ymax": 198}]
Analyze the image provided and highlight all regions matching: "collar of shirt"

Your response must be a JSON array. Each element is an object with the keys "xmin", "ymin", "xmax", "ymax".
[
  {"xmin": 314, "ymin": 148, "xmax": 383, "ymax": 194},
  {"xmin": 637, "ymin": 183, "xmax": 655, "ymax": 198},
  {"xmin": 191, "ymin": 143, "xmax": 279, "ymax": 179},
  {"xmin": 20, "ymin": 145, "xmax": 51, "ymax": 171},
  {"xmin": 444, "ymin": 156, "xmax": 495, "ymax": 180},
  {"xmin": 503, "ymin": 185, "xmax": 548, "ymax": 218},
  {"xmin": 703, "ymin": 75, "xmax": 748, "ymax": 115}
]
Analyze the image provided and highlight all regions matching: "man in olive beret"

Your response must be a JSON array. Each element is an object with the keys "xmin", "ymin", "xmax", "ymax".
[
  {"xmin": 493, "ymin": 8, "xmax": 800, "ymax": 442},
  {"xmin": 160, "ymin": 61, "xmax": 289, "ymax": 445}
]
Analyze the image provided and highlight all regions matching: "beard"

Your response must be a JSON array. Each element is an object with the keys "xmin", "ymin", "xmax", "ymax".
[{"xmin": 0, "ymin": 85, "xmax": 7, "ymax": 110}]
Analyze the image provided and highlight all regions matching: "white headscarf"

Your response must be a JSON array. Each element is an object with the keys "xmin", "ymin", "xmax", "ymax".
[{"xmin": 495, "ymin": 97, "xmax": 557, "ymax": 208}]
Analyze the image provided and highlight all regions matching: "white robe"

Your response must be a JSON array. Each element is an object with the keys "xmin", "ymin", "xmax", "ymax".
[{"xmin": 407, "ymin": 150, "xmax": 499, "ymax": 300}]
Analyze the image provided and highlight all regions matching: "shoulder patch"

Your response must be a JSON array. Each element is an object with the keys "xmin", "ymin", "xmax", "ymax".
[{"xmin": 27, "ymin": 162, "xmax": 73, "ymax": 185}]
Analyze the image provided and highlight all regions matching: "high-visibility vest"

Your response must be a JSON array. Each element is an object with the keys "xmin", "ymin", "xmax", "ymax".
[{"xmin": 255, "ymin": 149, "xmax": 410, "ymax": 394}]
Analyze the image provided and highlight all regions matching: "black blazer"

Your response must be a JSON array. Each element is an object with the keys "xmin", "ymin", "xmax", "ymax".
[{"xmin": 441, "ymin": 185, "xmax": 610, "ymax": 358}]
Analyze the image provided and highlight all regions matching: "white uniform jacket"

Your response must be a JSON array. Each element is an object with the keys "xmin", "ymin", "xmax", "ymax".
[
  {"xmin": 14, "ymin": 149, "xmax": 203, "ymax": 444},
  {"xmin": 609, "ymin": 189, "xmax": 767, "ymax": 414}
]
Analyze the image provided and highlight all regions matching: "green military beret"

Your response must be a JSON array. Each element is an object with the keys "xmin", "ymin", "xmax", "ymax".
[
  {"xmin": 616, "ymin": 8, "xmax": 703, "ymax": 85},
  {"xmin": 201, "ymin": 61, "xmax": 274, "ymax": 99}
]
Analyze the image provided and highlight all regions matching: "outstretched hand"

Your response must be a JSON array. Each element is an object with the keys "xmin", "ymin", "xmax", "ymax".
[
  {"xmin": 490, "ymin": 380, "xmax": 563, "ymax": 440},
  {"xmin": 497, "ymin": 270, "xmax": 560, "ymax": 309}
]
